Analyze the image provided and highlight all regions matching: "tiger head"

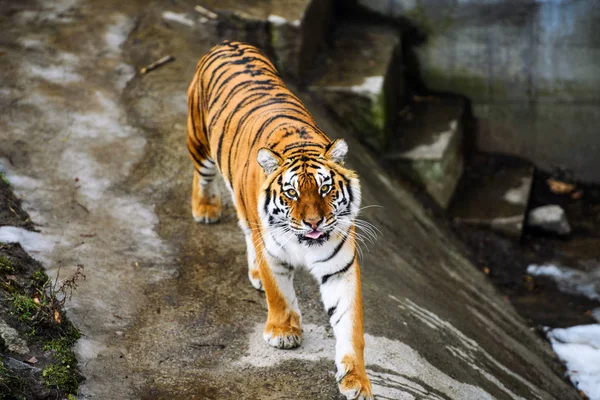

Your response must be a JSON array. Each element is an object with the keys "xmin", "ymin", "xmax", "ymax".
[{"xmin": 257, "ymin": 139, "xmax": 361, "ymax": 247}]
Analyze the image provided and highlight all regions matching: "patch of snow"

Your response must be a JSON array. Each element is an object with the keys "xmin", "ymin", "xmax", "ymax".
[
  {"xmin": 28, "ymin": 64, "xmax": 82, "ymax": 84},
  {"xmin": 0, "ymin": 166, "xmax": 42, "ymax": 191},
  {"xmin": 162, "ymin": 11, "xmax": 195, "ymax": 27},
  {"xmin": 268, "ymin": 15, "xmax": 288, "ymax": 26},
  {"xmin": 75, "ymin": 337, "xmax": 107, "ymax": 363},
  {"xmin": 527, "ymin": 263, "xmax": 600, "ymax": 300},
  {"xmin": 68, "ymin": 91, "xmax": 137, "ymax": 139},
  {"xmin": 527, "ymin": 205, "xmax": 571, "ymax": 235},
  {"xmin": 19, "ymin": 38, "xmax": 44, "ymax": 49},
  {"xmin": 0, "ymin": 227, "xmax": 56, "ymax": 264},
  {"xmin": 401, "ymin": 121, "xmax": 457, "ymax": 160},
  {"xmin": 114, "ymin": 62, "xmax": 135, "ymax": 90},
  {"xmin": 104, "ymin": 14, "xmax": 136, "ymax": 53},
  {"xmin": 238, "ymin": 323, "xmax": 494, "ymax": 400},
  {"xmin": 351, "ymin": 76, "xmax": 384, "ymax": 98},
  {"xmin": 504, "ymin": 177, "xmax": 532, "ymax": 205},
  {"xmin": 547, "ymin": 324, "xmax": 600, "ymax": 400},
  {"xmin": 40, "ymin": 0, "xmax": 79, "ymax": 23}
]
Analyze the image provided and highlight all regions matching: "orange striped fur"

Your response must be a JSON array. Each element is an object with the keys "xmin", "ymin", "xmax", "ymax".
[{"xmin": 187, "ymin": 41, "xmax": 372, "ymax": 399}]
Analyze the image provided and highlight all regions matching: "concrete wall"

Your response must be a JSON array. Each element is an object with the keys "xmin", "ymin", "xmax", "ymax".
[{"xmin": 359, "ymin": 0, "xmax": 600, "ymax": 183}]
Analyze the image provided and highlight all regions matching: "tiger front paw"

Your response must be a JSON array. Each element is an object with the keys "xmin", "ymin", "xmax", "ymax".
[
  {"xmin": 248, "ymin": 268, "xmax": 264, "ymax": 291},
  {"xmin": 263, "ymin": 323, "xmax": 302, "ymax": 349},
  {"xmin": 192, "ymin": 203, "xmax": 222, "ymax": 224},
  {"xmin": 337, "ymin": 356, "xmax": 373, "ymax": 400}
]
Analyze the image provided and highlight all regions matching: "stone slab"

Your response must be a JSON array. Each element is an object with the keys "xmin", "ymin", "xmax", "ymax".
[
  {"xmin": 385, "ymin": 97, "xmax": 465, "ymax": 208},
  {"xmin": 450, "ymin": 154, "xmax": 534, "ymax": 237},
  {"xmin": 200, "ymin": 0, "xmax": 334, "ymax": 80},
  {"xmin": 309, "ymin": 21, "xmax": 405, "ymax": 149}
]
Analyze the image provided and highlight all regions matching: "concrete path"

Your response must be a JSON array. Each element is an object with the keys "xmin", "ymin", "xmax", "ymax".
[{"xmin": 0, "ymin": 0, "xmax": 579, "ymax": 398}]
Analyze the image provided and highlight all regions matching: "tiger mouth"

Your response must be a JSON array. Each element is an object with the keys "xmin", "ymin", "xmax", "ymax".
[
  {"xmin": 304, "ymin": 229, "xmax": 324, "ymax": 239},
  {"xmin": 299, "ymin": 230, "xmax": 330, "ymax": 244}
]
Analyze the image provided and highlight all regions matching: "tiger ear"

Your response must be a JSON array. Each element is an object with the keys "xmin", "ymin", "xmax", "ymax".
[
  {"xmin": 257, "ymin": 148, "xmax": 283, "ymax": 174},
  {"xmin": 325, "ymin": 139, "xmax": 348, "ymax": 164}
]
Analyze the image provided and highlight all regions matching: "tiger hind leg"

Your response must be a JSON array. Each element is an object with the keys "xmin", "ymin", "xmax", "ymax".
[
  {"xmin": 244, "ymin": 231, "xmax": 264, "ymax": 290},
  {"xmin": 191, "ymin": 158, "xmax": 222, "ymax": 224}
]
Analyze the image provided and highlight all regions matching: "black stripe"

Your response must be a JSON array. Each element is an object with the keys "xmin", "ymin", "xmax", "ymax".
[
  {"xmin": 327, "ymin": 305, "xmax": 337, "ymax": 318},
  {"xmin": 333, "ymin": 309, "xmax": 348, "ymax": 326},
  {"xmin": 321, "ymin": 255, "xmax": 355, "ymax": 285},
  {"xmin": 315, "ymin": 227, "xmax": 350, "ymax": 263}
]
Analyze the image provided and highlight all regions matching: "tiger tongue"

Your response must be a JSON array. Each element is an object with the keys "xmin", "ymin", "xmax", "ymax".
[{"xmin": 305, "ymin": 230, "xmax": 323, "ymax": 239}]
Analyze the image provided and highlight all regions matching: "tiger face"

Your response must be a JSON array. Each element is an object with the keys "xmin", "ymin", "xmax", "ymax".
[{"xmin": 257, "ymin": 139, "xmax": 361, "ymax": 247}]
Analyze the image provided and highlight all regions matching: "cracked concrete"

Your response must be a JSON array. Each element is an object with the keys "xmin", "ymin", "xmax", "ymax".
[{"xmin": 0, "ymin": 0, "xmax": 581, "ymax": 399}]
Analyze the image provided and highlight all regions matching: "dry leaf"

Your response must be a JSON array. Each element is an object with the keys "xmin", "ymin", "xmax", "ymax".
[
  {"xmin": 26, "ymin": 356, "xmax": 38, "ymax": 364},
  {"xmin": 6, "ymin": 275, "xmax": 17, "ymax": 281},
  {"xmin": 547, "ymin": 178, "xmax": 576, "ymax": 194},
  {"xmin": 33, "ymin": 297, "xmax": 41, "ymax": 305},
  {"xmin": 54, "ymin": 309, "xmax": 62, "ymax": 324},
  {"xmin": 571, "ymin": 190, "xmax": 583, "ymax": 200}
]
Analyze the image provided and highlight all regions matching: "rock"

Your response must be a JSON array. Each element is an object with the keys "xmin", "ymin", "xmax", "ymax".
[
  {"xmin": 0, "ymin": 317, "xmax": 29, "ymax": 355},
  {"xmin": 201, "ymin": 0, "xmax": 334, "ymax": 80},
  {"xmin": 528, "ymin": 205, "xmax": 572, "ymax": 235},
  {"xmin": 4, "ymin": 356, "xmax": 42, "ymax": 376},
  {"xmin": 450, "ymin": 155, "xmax": 534, "ymax": 237},
  {"xmin": 309, "ymin": 21, "xmax": 405, "ymax": 150},
  {"xmin": 385, "ymin": 97, "xmax": 465, "ymax": 208}
]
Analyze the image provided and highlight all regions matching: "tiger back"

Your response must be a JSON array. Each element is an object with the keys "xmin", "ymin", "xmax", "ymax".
[{"xmin": 187, "ymin": 41, "xmax": 373, "ymax": 400}]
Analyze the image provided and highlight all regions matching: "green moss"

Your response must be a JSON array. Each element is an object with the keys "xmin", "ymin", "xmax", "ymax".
[
  {"xmin": 0, "ymin": 172, "xmax": 9, "ymax": 186},
  {"xmin": 31, "ymin": 270, "xmax": 49, "ymax": 286},
  {"xmin": 42, "ymin": 364, "xmax": 78, "ymax": 392},
  {"xmin": 0, "ymin": 255, "xmax": 14, "ymax": 274},
  {"xmin": 10, "ymin": 294, "xmax": 40, "ymax": 322},
  {"xmin": 42, "ymin": 336, "xmax": 80, "ymax": 394},
  {"xmin": 421, "ymin": 67, "xmax": 507, "ymax": 99}
]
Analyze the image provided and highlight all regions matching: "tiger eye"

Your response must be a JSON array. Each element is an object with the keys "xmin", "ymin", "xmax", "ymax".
[
  {"xmin": 286, "ymin": 189, "xmax": 297, "ymax": 198},
  {"xmin": 320, "ymin": 184, "xmax": 331, "ymax": 194}
]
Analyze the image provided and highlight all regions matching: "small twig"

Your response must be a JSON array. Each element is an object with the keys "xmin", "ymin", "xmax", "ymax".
[
  {"xmin": 140, "ymin": 55, "xmax": 175, "ymax": 75},
  {"xmin": 194, "ymin": 4, "xmax": 218, "ymax": 19},
  {"xmin": 72, "ymin": 187, "xmax": 90, "ymax": 214}
]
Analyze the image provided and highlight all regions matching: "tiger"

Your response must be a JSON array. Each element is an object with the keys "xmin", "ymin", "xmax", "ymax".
[{"xmin": 186, "ymin": 41, "xmax": 373, "ymax": 400}]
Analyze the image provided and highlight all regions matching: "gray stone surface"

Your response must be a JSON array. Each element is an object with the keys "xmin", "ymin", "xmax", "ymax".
[
  {"xmin": 0, "ymin": 0, "xmax": 581, "ymax": 399},
  {"xmin": 310, "ymin": 22, "xmax": 405, "ymax": 149},
  {"xmin": 451, "ymin": 158, "xmax": 534, "ymax": 237},
  {"xmin": 386, "ymin": 97, "xmax": 465, "ymax": 208},
  {"xmin": 0, "ymin": 317, "xmax": 29, "ymax": 355},
  {"xmin": 528, "ymin": 205, "xmax": 572, "ymax": 236},
  {"xmin": 359, "ymin": 0, "xmax": 600, "ymax": 183}
]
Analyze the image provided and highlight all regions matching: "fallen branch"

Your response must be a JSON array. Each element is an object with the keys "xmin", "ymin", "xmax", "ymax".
[
  {"xmin": 140, "ymin": 55, "xmax": 175, "ymax": 75},
  {"xmin": 194, "ymin": 4, "xmax": 218, "ymax": 19}
]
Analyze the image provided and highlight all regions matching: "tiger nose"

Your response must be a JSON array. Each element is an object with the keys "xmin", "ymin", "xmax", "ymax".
[{"xmin": 303, "ymin": 216, "xmax": 323, "ymax": 230}]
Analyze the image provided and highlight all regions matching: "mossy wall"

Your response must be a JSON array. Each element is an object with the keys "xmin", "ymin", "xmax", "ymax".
[{"xmin": 361, "ymin": 0, "xmax": 600, "ymax": 183}]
